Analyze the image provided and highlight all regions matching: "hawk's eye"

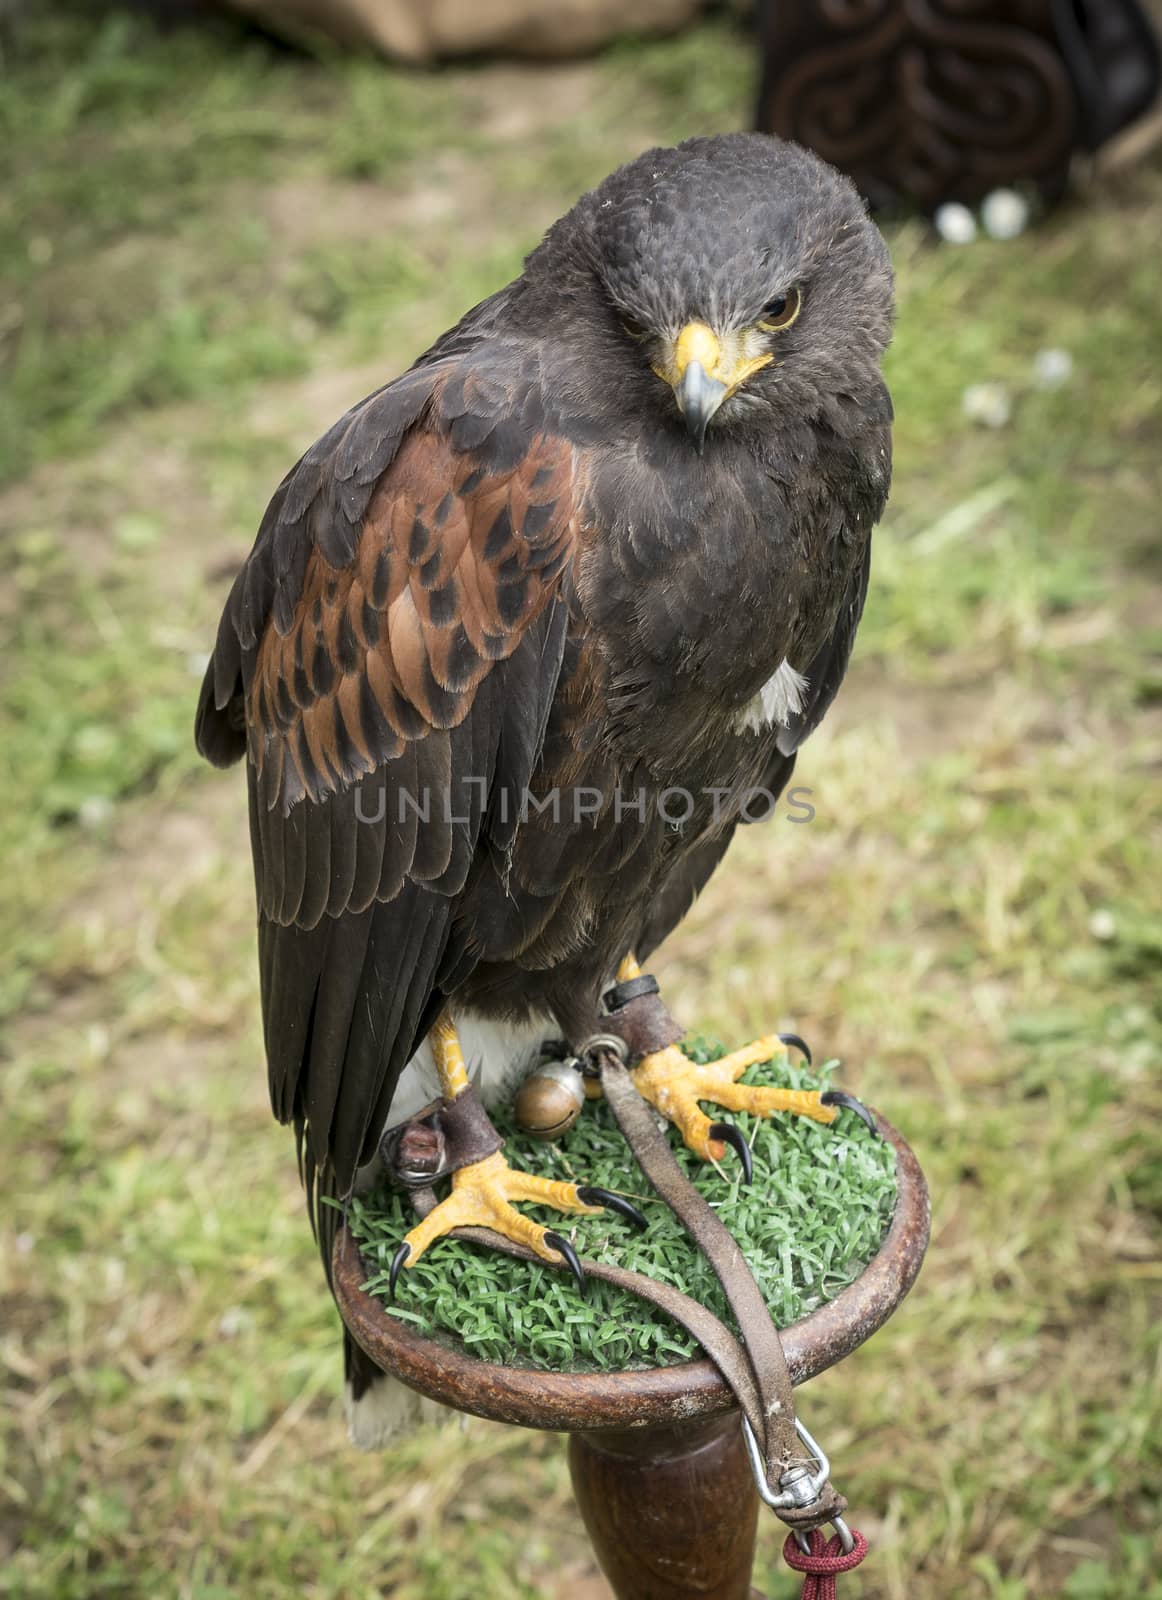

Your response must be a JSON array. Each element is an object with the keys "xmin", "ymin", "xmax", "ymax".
[
  {"xmin": 621, "ymin": 314, "xmax": 649, "ymax": 342},
  {"xmin": 757, "ymin": 285, "xmax": 801, "ymax": 332}
]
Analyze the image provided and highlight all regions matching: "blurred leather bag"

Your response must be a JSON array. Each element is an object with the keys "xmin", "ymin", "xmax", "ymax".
[
  {"xmin": 223, "ymin": 0, "xmax": 704, "ymax": 59},
  {"xmin": 754, "ymin": 0, "xmax": 1162, "ymax": 211}
]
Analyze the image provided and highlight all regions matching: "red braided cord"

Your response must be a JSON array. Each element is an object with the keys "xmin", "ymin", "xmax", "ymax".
[{"xmin": 782, "ymin": 1527, "xmax": 869, "ymax": 1600}]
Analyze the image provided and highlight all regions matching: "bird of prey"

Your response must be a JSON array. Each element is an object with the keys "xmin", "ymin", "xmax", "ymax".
[{"xmin": 196, "ymin": 133, "xmax": 894, "ymax": 1444}]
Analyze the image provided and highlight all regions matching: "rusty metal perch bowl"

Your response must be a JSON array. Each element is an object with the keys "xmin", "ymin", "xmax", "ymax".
[{"xmin": 333, "ymin": 1108, "xmax": 930, "ymax": 1434}]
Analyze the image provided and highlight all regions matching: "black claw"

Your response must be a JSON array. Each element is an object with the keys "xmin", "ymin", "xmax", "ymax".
[
  {"xmin": 544, "ymin": 1231, "xmax": 586, "ymax": 1294},
  {"xmin": 821, "ymin": 1090, "xmax": 877, "ymax": 1134},
  {"xmin": 708, "ymin": 1121, "xmax": 754, "ymax": 1185},
  {"xmin": 778, "ymin": 1031, "xmax": 812, "ymax": 1065},
  {"xmin": 576, "ymin": 1185, "xmax": 649, "ymax": 1232},
  {"xmin": 388, "ymin": 1242, "xmax": 411, "ymax": 1296}
]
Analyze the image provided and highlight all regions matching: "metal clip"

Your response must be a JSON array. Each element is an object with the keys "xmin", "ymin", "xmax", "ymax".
[
  {"xmin": 741, "ymin": 1415, "xmax": 851, "ymax": 1544},
  {"xmin": 574, "ymin": 1032, "xmax": 630, "ymax": 1078},
  {"xmin": 794, "ymin": 1517, "xmax": 855, "ymax": 1556}
]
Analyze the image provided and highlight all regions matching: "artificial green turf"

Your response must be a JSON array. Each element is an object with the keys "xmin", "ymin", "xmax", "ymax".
[{"xmin": 349, "ymin": 1045, "xmax": 898, "ymax": 1372}]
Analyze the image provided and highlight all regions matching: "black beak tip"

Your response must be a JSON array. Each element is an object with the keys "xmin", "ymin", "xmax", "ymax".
[{"xmin": 676, "ymin": 360, "xmax": 726, "ymax": 452}]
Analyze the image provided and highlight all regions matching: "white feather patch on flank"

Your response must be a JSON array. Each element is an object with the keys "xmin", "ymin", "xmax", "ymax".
[
  {"xmin": 379, "ymin": 1011, "xmax": 551, "ymax": 1132},
  {"xmin": 735, "ymin": 659, "xmax": 810, "ymax": 734},
  {"xmin": 346, "ymin": 1375, "xmax": 450, "ymax": 1450}
]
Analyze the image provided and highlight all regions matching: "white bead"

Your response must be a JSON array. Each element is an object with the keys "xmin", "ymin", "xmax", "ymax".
[
  {"xmin": 934, "ymin": 203, "xmax": 977, "ymax": 245},
  {"xmin": 961, "ymin": 383, "xmax": 1012, "ymax": 429},
  {"xmin": 1033, "ymin": 348, "xmax": 1074, "ymax": 389},
  {"xmin": 981, "ymin": 189, "xmax": 1029, "ymax": 241}
]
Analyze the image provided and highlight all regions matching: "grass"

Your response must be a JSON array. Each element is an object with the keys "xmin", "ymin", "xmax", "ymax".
[
  {"xmin": 1, "ymin": 6, "xmax": 1160, "ymax": 1599},
  {"xmin": 351, "ymin": 1051, "xmax": 897, "ymax": 1370}
]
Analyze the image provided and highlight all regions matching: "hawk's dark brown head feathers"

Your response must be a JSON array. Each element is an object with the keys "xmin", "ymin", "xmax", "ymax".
[{"xmin": 515, "ymin": 132, "xmax": 893, "ymax": 446}]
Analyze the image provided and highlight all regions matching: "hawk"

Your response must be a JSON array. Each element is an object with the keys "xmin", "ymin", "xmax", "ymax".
[{"xmin": 196, "ymin": 132, "xmax": 894, "ymax": 1443}]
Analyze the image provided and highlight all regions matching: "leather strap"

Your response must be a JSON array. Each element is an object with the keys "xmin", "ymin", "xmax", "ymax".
[
  {"xmin": 381, "ymin": 1089, "xmax": 504, "ymax": 1187},
  {"xmin": 588, "ymin": 980, "xmax": 841, "ymax": 1509},
  {"xmin": 409, "ymin": 1185, "xmax": 766, "ymax": 1427},
  {"xmin": 596, "ymin": 983, "xmax": 684, "ymax": 1059},
  {"xmin": 597, "ymin": 1052, "xmax": 847, "ymax": 1531}
]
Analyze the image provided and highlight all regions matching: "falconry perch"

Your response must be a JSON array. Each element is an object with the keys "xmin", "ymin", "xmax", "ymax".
[{"xmin": 196, "ymin": 133, "xmax": 894, "ymax": 1444}]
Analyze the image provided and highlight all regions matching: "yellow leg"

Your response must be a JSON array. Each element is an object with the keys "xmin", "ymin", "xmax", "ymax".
[
  {"xmin": 395, "ymin": 1010, "xmax": 646, "ymax": 1284},
  {"xmin": 430, "ymin": 1009, "xmax": 471, "ymax": 1099}
]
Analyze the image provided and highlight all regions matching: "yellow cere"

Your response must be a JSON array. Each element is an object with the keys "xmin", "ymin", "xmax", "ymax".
[
  {"xmin": 673, "ymin": 321, "xmax": 722, "ymax": 376},
  {"xmin": 655, "ymin": 318, "xmax": 774, "ymax": 396}
]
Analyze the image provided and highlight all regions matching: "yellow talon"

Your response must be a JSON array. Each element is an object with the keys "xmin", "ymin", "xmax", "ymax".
[
  {"xmin": 614, "ymin": 953, "xmax": 836, "ymax": 1160},
  {"xmin": 399, "ymin": 1150, "xmax": 603, "ymax": 1271},
  {"xmin": 631, "ymin": 1036, "xmax": 835, "ymax": 1163}
]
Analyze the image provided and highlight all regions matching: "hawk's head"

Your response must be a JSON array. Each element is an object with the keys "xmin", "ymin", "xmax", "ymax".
[{"xmin": 523, "ymin": 133, "xmax": 894, "ymax": 450}]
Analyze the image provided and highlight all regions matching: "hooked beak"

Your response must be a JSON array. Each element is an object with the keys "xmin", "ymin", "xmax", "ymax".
[
  {"xmin": 676, "ymin": 361, "xmax": 728, "ymax": 453},
  {"xmin": 661, "ymin": 320, "xmax": 770, "ymax": 453}
]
